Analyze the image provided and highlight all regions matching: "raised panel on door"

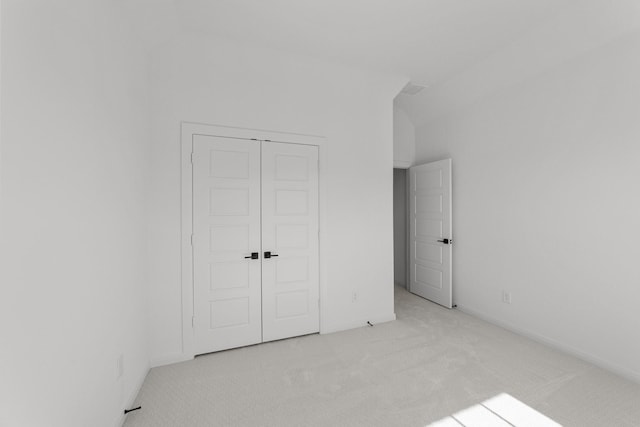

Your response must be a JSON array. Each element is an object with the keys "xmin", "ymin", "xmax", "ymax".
[
  {"xmin": 261, "ymin": 142, "xmax": 320, "ymax": 342},
  {"xmin": 409, "ymin": 159, "xmax": 453, "ymax": 308},
  {"xmin": 192, "ymin": 135, "xmax": 262, "ymax": 354}
]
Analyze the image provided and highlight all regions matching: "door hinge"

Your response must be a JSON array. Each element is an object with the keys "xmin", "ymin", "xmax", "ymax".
[
  {"xmin": 190, "ymin": 234, "xmax": 194, "ymax": 246},
  {"xmin": 190, "ymin": 152, "xmax": 194, "ymax": 164},
  {"xmin": 191, "ymin": 316, "xmax": 195, "ymax": 328}
]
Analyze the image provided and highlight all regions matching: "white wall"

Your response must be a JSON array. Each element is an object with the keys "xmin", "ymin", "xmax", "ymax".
[
  {"xmin": 393, "ymin": 105, "xmax": 415, "ymax": 168},
  {"xmin": 393, "ymin": 169, "xmax": 407, "ymax": 287},
  {"xmin": 148, "ymin": 34, "xmax": 405, "ymax": 364},
  {"xmin": 415, "ymin": 29, "xmax": 640, "ymax": 382},
  {"xmin": 0, "ymin": 2, "xmax": 151, "ymax": 426}
]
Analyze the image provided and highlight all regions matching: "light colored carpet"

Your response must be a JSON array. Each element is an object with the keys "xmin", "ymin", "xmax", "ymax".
[{"xmin": 125, "ymin": 286, "xmax": 640, "ymax": 426}]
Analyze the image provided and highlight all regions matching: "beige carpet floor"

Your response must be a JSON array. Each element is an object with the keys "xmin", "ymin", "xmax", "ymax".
[{"xmin": 125, "ymin": 286, "xmax": 640, "ymax": 426}]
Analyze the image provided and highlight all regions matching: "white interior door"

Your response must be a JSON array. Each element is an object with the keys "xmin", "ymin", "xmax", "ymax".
[
  {"xmin": 409, "ymin": 159, "xmax": 453, "ymax": 308},
  {"xmin": 192, "ymin": 135, "xmax": 262, "ymax": 354},
  {"xmin": 261, "ymin": 141, "xmax": 320, "ymax": 342}
]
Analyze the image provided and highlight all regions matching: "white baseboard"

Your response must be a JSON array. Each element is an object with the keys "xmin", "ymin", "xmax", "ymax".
[
  {"xmin": 150, "ymin": 353, "xmax": 194, "ymax": 368},
  {"xmin": 115, "ymin": 364, "xmax": 150, "ymax": 427},
  {"xmin": 149, "ymin": 312, "xmax": 398, "ymax": 369},
  {"xmin": 321, "ymin": 312, "xmax": 397, "ymax": 335},
  {"xmin": 456, "ymin": 304, "xmax": 640, "ymax": 385}
]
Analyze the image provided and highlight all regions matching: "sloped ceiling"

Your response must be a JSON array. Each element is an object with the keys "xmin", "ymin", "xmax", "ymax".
[{"xmin": 396, "ymin": 0, "xmax": 640, "ymax": 127}]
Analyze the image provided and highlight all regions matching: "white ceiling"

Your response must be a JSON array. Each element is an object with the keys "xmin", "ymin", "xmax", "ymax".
[
  {"xmin": 131, "ymin": 1, "xmax": 640, "ymax": 126},
  {"xmin": 134, "ymin": 0, "xmax": 568, "ymax": 87}
]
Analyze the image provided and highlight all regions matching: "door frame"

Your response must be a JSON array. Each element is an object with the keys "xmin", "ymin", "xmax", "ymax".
[
  {"xmin": 395, "ymin": 162, "xmax": 453, "ymax": 304},
  {"xmin": 180, "ymin": 122, "xmax": 327, "ymax": 361}
]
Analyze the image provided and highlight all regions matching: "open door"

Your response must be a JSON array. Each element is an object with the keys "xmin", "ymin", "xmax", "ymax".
[{"xmin": 409, "ymin": 159, "xmax": 452, "ymax": 308}]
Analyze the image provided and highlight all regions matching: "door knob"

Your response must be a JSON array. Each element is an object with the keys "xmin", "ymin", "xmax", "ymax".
[
  {"xmin": 244, "ymin": 252, "xmax": 259, "ymax": 259},
  {"xmin": 437, "ymin": 238, "xmax": 452, "ymax": 244},
  {"xmin": 264, "ymin": 251, "xmax": 279, "ymax": 259}
]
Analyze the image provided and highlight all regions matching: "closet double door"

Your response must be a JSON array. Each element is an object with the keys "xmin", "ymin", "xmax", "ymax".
[{"xmin": 192, "ymin": 135, "xmax": 319, "ymax": 355}]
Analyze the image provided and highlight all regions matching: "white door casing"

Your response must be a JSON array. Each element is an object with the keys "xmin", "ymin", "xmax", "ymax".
[
  {"xmin": 409, "ymin": 159, "xmax": 453, "ymax": 308},
  {"xmin": 261, "ymin": 142, "xmax": 320, "ymax": 342},
  {"xmin": 192, "ymin": 135, "xmax": 263, "ymax": 354}
]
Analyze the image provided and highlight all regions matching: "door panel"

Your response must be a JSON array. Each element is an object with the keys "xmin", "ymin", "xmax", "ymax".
[
  {"xmin": 409, "ymin": 159, "xmax": 453, "ymax": 308},
  {"xmin": 192, "ymin": 135, "xmax": 262, "ymax": 354},
  {"xmin": 261, "ymin": 142, "xmax": 320, "ymax": 342}
]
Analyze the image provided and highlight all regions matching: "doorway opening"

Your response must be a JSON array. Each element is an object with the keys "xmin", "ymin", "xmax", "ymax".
[{"xmin": 393, "ymin": 168, "xmax": 408, "ymax": 291}]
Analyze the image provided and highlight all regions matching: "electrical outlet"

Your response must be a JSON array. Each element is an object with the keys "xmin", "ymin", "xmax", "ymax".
[
  {"xmin": 116, "ymin": 354, "xmax": 124, "ymax": 379},
  {"xmin": 502, "ymin": 291, "xmax": 512, "ymax": 304},
  {"xmin": 352, "ymin": 292, "xmax": 358, "ymax": 303}
]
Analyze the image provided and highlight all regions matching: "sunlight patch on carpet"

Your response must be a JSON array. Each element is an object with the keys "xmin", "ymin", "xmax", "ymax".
[{"xmin": 427, "ymin": 393, "xmax": 562, "ymax": 426}]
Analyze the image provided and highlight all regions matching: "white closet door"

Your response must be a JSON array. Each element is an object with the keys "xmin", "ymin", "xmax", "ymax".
[
  {"xmin": 192, "ymin": 135, "xmax": 262, "ymax": 354},
  {"xmin": 261, "ymin": 141, "xmax": 320, "ymax": 342}
]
